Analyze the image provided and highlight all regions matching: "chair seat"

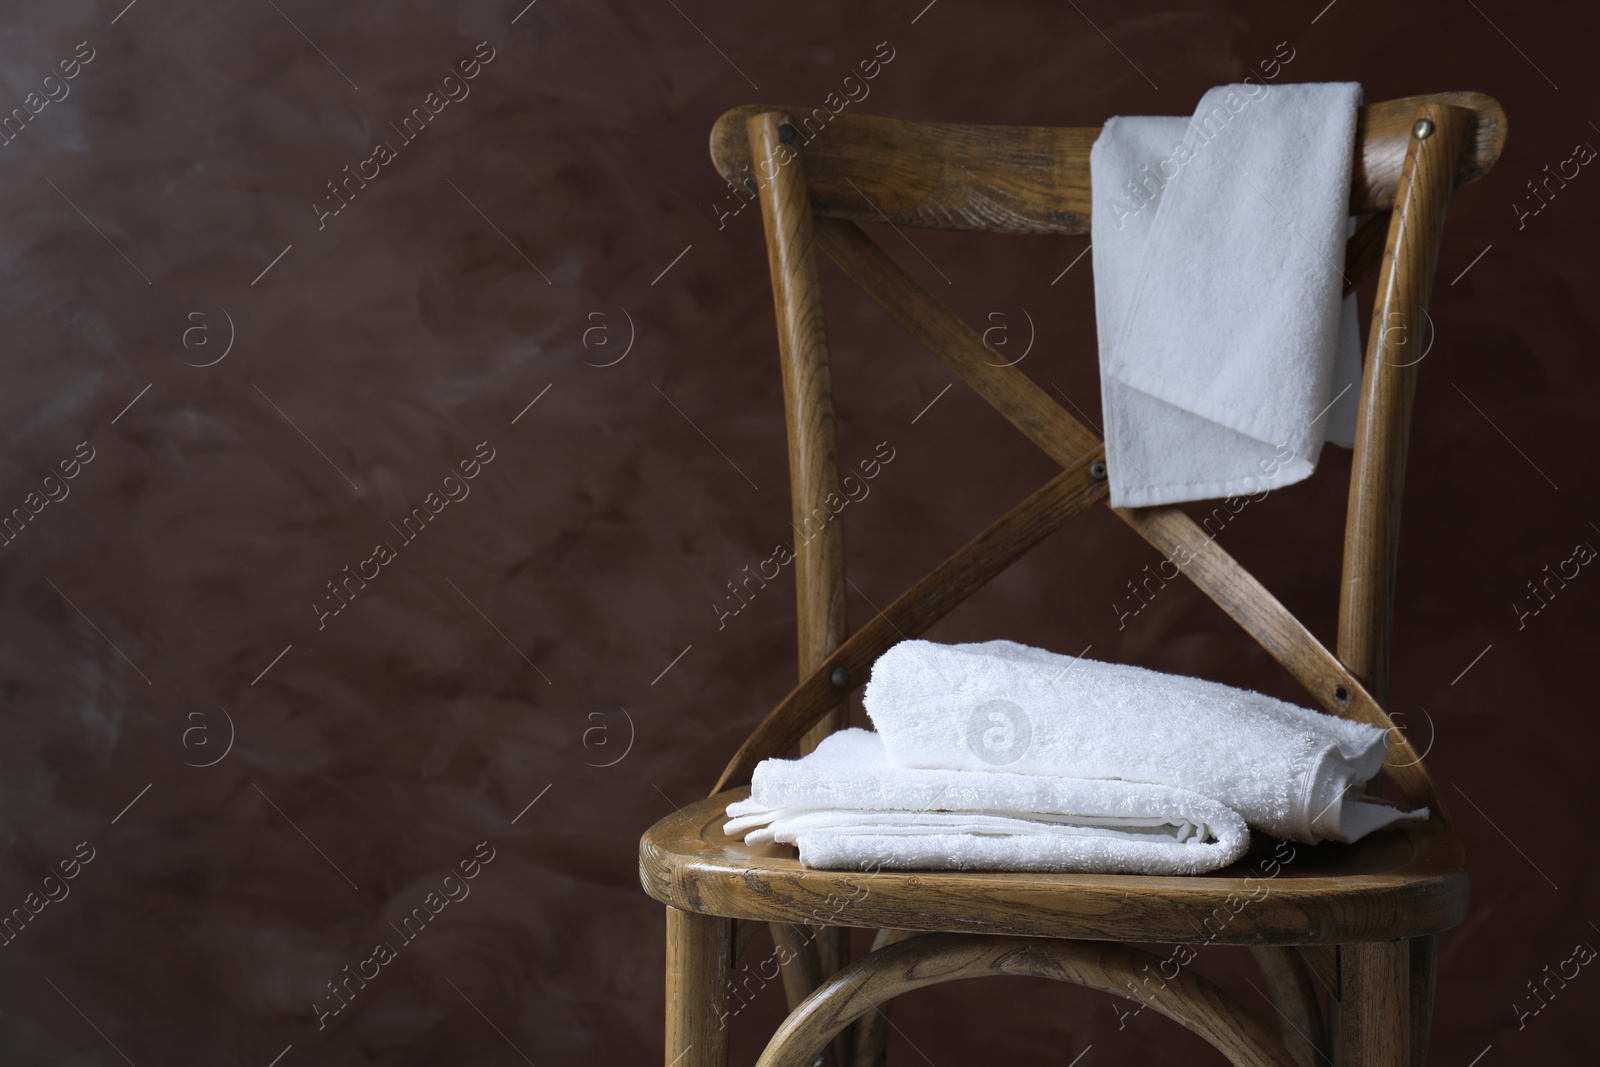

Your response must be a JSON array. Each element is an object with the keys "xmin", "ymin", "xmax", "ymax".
[{"xmin": 639, "ymin": 788, "xmax": 1469, "ymax": 946}]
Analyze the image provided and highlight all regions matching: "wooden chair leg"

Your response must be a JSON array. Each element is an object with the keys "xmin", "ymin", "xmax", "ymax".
[
  {"xmin": 1409, "ymin": 935, "xmax": 1438, "ymax": 1066},
  {"xmin": 1250, "ymin": 946, "xmax": 1329, "ymax": 1067},
  {"xmin": 735, "ymin": 918, "xmax": 762, "ymax": 962},
  {"xmin": 1338, "ymin": 941, "xmax": 1409, "ymax": 1067},
  {"xmin": 667, "ymin": 907, "xmax": 733, "ymax": 1067},
  {"xmin": 767, "ymin": 923, "xmax": 849, "ymax": 1067},
  {"xmin": 817, "ymin": 926, "xmax": 852, "ymax": 1067},
  {"xmin": 770, "ymin": 922, "xmax": 825, "ymax": 1010},
  {"xmin": 849, "ymin": 930, "xmax": 919, "ymax": 1067}
]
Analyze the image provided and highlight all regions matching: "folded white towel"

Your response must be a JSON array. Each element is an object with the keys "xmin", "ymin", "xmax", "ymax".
[
  {"xmin": 725, "ymin": 728, "xmax": 1249, "ymax": 875},
  {"xmin": 864, "ymin": 639, "xmax": 1426, "ymax": 844},
  {"xmin": 1091, "ymin": 82, "xmax": 1366, "ymax": 507}
]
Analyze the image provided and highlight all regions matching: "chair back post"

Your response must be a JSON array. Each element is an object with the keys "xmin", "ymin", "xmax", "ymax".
[
  {"xmin": 1338, "ymin": 103, "xmax": 1473, "ymax": 815},
  {"xmin": 748, "ymin": 112, "xmax": 856, "ymax": 1054},
  {"xmin": 748, "ymin": 111, "xmax": 851, "ymax": 758}
]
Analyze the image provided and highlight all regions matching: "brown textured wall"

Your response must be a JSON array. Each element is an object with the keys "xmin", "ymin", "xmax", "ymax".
[{"xmin": 0, "ymin": 0, "xmax": 1595, "ymax": 1063}]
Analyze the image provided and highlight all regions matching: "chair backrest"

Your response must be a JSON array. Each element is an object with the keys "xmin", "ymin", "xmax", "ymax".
[{"xmin": 709, "ymin": 93, "xmax": 1508, "ymax": 819}]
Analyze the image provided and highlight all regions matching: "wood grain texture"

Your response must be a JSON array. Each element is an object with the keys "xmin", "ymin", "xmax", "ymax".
[
  {"xmin": 748, "ymin": 111, "xmax": 852, "ymax": 1059},
  {"xmin": 666, "ymin": 907, "xmax": 732, "ymax": 1067},
  {"xmin": 710, "ymin": 94, "xmax": 1505, "ymax": 236},
  {"xmin": 1337, "ymin": 106, "xmax": 1472, "ymax": 1067},
  {"xmin": 1342, "ymin": 211, "xmax": 1392, "ymax": 299},
  {"xmin": 847, "ymin": 929, "xmax": 919, "ymax": 1067},
  {"xmin": 814, "ymin": 214, "xmax": 1440, "ymax": 810},
  {"xmin": 1338, "ymin": 941, "xmax": 1409, "ymax": 1067},
  {"xmin": 1112, "ymin": 505, "xmax": 1440, "ymax": 811},
  {"xmin": 642, "ymin": 790, "xmax": 1470, "ymax": 945},
  {"xmin": 815, "ymin": 216, "xmax": 1103, "ymax": 467},
  {"xmin": 754, "ymin": 933, "xmax": 1298, "ymax": 1067},
  {"xmin": 749, "ymin": 112, "xmax": 850, "ymax": 757},
  {"xmin": 767, "ymin": 922, "xmax": 826, "ymax": 1012},
  {"xmin": 1299, "ymin": 944, "xmax": 1341, "ymax": 1000},
  {"xmin": 713, "ymin": 463, "xmax": 1106, "ymax": 793},
  {"xmin": 824, "ymin": 211, "xmax": 1389, "ymax": 449},
  {"xmin": 1338, "ymin": 104, "xmax": 1472, "ymax": 708},
  {"xmin": 1250, "ymin": 946, "xmax": 1330, "ymax": 1067},
  {"xmin": 1409, "ymin": 933, "xmax": 1439, "ymax": 1067}
]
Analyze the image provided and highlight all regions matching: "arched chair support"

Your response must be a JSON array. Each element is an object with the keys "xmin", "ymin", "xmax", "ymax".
[
  {"xmin": 843, "ymin": 940, "xmax": 1329, "ymax": 1067},
  {"xmin": 754, "ymin": 933, "xmax": 1299, "ymax": 1067}
]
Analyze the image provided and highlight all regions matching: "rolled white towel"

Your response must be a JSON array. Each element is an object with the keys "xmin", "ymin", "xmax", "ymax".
[
  {"xmin": 863, "ymin": 639, "xmax": 1427, "ymax": 844},
  {"xmin": 724, "ymin": 728, "xmax": 1249, "ymax": 875}
]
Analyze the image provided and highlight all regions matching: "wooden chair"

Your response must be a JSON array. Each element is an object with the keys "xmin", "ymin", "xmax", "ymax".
[{"xmin": 640, "ymin": 91, "xmax": 1507, "ymax": 1067}]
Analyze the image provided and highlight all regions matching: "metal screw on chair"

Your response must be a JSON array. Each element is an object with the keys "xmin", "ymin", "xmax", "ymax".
[
  {"xmin": 1413, "ymin": 117, "xmax": 1434, "ymax": 140},
  {"xmin": 1089, "ymin": 460, "xmax": 1108, "ymax": 481},
  {"xmin": 830, "ymin": 665, "xmax": 851, "ymax": 689},
  {"xmin": 778, "ymin": 122, "xmax": 798, "ymax": 145}
]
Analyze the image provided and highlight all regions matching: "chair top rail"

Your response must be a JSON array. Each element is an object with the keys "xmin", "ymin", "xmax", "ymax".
[{"xmin": 710, "ymin": 92, "xmax": 1506, "ymax": 236}]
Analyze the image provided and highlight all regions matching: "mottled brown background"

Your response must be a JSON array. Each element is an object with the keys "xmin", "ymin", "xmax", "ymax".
[{"xmin": 0, "ymin": 0, "xmax": 1595, "ymax": 1063}]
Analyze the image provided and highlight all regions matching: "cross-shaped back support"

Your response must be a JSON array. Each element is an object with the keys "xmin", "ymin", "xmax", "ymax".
[{"xmin": 712, "ymin": 94, "xmax": 1508, "ymax": 821}]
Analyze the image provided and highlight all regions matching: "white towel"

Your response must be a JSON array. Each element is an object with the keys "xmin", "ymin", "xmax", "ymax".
[
  {"xmin": 1091, "ymin": 82, "xmax": 1366, "ymax": 507},
  {"xmin": 725, "ymin": 728, "xmax": 1249, "ymax": 875},
  {"xmin": 864, "ymin": 639, "xmax": 1427, "ymax": 844}
]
